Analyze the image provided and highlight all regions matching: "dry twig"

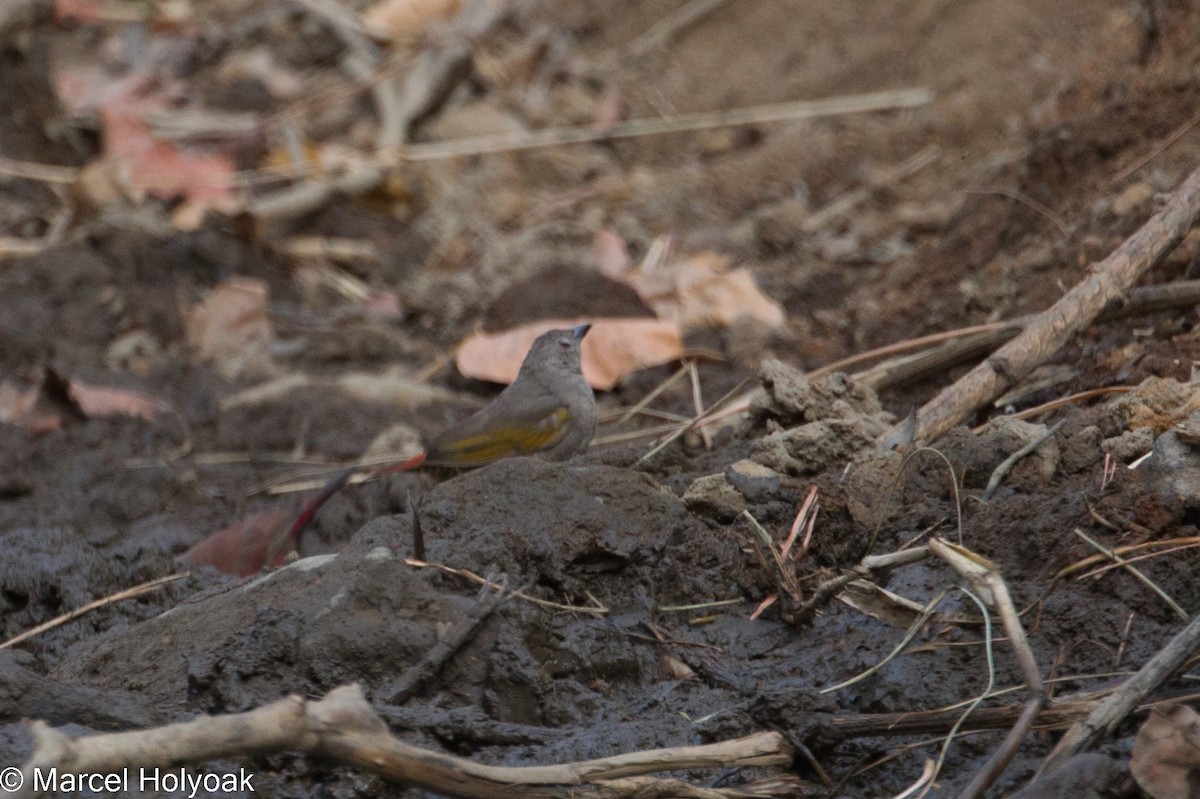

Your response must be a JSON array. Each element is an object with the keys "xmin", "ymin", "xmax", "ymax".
[
  {"xmin": 1040, "ymin": 611, "xmax": 1200, "ymax": 774},
  {"xmin": 906, "ymin": 166, "xmax": 1200, "ymax": 443},
  {"xmin": 15, "ymin": 684, "xmax": 796, "ymax": 799}
]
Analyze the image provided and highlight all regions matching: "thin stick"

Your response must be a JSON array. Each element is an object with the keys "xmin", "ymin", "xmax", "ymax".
[
  {"xmin": 658, "ymin": 598, "xmax": 745, "ymax": 612},
  {"xmin": 630, "ymin": 0, "xmax": 729, "ymax": 56},
  {"xmin": 14, "ymin": 684, "xmax": 795, "ymax": 799},
  {"xmin": 1073, "ymin": 528, "xmax": 1187, "ymax": 620},
  {"xmin": 404, "ymin": 559, "xmax": 608, "ymax": 617},
  {"xmin": 972, "ymin": 387, "xmax": 1132, "ymax": 431},
  {"xmin": 909, "ymin": 165, "xmax": 1200, "ymax": 442},
  {"xmin": 821, "ymin": 591, "xmax": 946, "ymax": 694},
  {"xmin": 1040, "ymin": 611, "xmax": 1200, "ymax": 774},
  {"xmin": 808, "ymin": 322, "xmax": 1014, "ymax": 381},
  {"xmin": 1, "ymin": 573, "xmax": 189, "ymax": 650},
  {"xmin": 961, "ymin": 188, "xmax": 1068, "ymax": 235},
  {"xmin": 981, "ymin": 420, "xmax": 1065, "ymax": 501},
  {"xmin": 686, "ymin": 360, "xmax": 712, "ymax": 448},
  {"xmin": 617, "ymin": 364, "xmax": 690, "ymax": 423},
  {"xmin": 917, "ymin": 587, "xmax": 996, "ymax": 799},
  {"xmin": 638, "ymin": 378, "xmax": 750, "ymax": 462},
  {"xmin": 1113, "ymin": 107, "xmax": 1200, "ymax": 182},
  {"xmin": 397, "ymin": 88, "xmax": 932, "ymax": 162},
  {"xmin": 384, "ymin": 577, "xmax": 510, "ymax": 704}
]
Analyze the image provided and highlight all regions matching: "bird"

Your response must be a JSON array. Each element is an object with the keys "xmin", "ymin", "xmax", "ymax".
[
  {"xmin": 281, "ymin": 324, "xmax": 597, "ymax": 546},
  {"xmin": 423, "ymin": 323, "xmax": 597, "ymax": 466}
]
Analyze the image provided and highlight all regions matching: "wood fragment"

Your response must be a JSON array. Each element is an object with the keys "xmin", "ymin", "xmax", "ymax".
[
  {"xmin": 382, "ymin": 577, "xmax": 510, "ymax": 704},
  {"xmin": 14, "ymin": 685, "xmax": 794, "ymax": 799}
]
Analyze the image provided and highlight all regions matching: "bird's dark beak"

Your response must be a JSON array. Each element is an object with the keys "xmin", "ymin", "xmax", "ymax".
[{"xmin": 571, "ymin": 324, "xmax": 592, "ymax": 341}]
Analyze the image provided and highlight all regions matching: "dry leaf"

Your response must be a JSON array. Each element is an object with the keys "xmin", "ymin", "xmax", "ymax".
[
  {"xmin": 1132, "ymin": 704, "xmax": 1200, "ymax": 799},
  {"xmin": 632, "ymin": 250, "xmax": 786, "ymax": 331},
  {"xmin": 183, "ymin": 508, "xmax": 295, "ymax": 577},
  {"xmin": 0, "ymin": 369, "xmax": 166, "ymax": 434},
  {"xmin": 455, "ymin": 317, "xmax": 684, "ymax": 391},
  {"xmin": 56, "ymin": 67, "xmax": 238, "ymax": 229},
  {"xmin": 71, "ymin": 382, "xmax": 168, "ymax": 421},
  {"xmin": 361, "ymin": 0, "xmax": 461, "ymax": 40},
  {"xmin": 591, "ymin": 228, "xmax": 632, "ymax": 280},
  {"xmin": 182, "ymin": 277, "xmax": 275, "ymax": 379}
]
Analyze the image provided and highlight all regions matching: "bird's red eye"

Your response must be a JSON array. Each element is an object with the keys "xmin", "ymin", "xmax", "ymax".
[{"xmin": 559, "ymin": 339, "xmax": 571, "ymax": 348}]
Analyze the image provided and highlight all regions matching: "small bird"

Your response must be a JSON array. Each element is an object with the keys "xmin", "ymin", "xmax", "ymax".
[
  {"xmin": 423, "ymin": 324, "xmax": 597, "ymax": 466},
  {"xmin": 187, "ymin": 325, "xmax": 599, "ymax": 575},
  {"xmin": 276, "ymin": 324, "xmax": 597, "ymax": 552}
]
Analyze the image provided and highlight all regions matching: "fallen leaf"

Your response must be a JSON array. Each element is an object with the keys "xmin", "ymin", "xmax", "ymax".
[
  {"xmin": 0, "ymin": 369, "xmax": 166, "ymax": 434},
  {"xmin": 455, "ymin": 317, "xmax": 684, "ymax": 391},
  {"xmin": 182, "ymin": 277, "xmax": 275, "ymax": 379},
  {"xmin": 71, "ymin": 382, "xmax": 168, "ymax": 421},
  {"xmin": 56, "ymin": 66, "xmax": 239, "ymax": 229},
  {"xmin": 183, "ymin": 508, "xmax": 295, "ymax": 576},
  {"xmin": 55, "ymin": 0, "xmax": 105, "ymax": 22},
  {"xmin": 1132, "ymin": 703, "xmax": 1200, "ymax": 799},
  {"xmin": 101, "ymin": 103, "xmax": 239, "ymax": 227},
  {"xmin": 633, "ymin": 250, "xmax": 786, "ymax": 330},
  {"xmin": 591, "ymin": 228, "xmax": 632, "ymax": 280},
  {"xmin": 596, "ymin": 234, "xmax": 786, "ymax": 331},
  {"xmin": 361, "ymin": 0, "xmax": 461, "ymax": 40}
]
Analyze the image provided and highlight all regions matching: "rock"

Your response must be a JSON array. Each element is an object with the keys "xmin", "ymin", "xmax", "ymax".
[
  {"xmin": 1059, "ymin": 424, "xmax": 1104, "ymax": 473},
  {"xmin": 683, "ymin": 474, "xmax": 746, "ymax": 521},
  {"xmin": 751, "ymin": 417, "xmax": 890, "ymax": 476},
  {"xmin": 725, "ymin": 459, "xmax": 781, "ymax": 503},
  {"xmin": 1101, "ymin": 428, "xmax": 1154, "ymax": 462},
  {"xmin": 751, "ymin": 360, "xmax": 884, "ymax": 426},
  {"xmin": 1146, "ymin": 413, "xmax": 1200, "ymax": 508},
  {"xmin": 940, "ymin": 416, "xmax": 1060, "ymax": 491}
]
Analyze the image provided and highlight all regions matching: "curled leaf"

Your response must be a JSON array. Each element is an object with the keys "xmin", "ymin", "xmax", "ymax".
[{"xmin": 183, "ymin": 508, "xmax": 295, "ymax": 577}]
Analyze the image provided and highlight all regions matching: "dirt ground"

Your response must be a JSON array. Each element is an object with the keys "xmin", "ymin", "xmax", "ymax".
[{"xmin": 3, "ymin": 0, "xmax": 1200, "ymax": 796}]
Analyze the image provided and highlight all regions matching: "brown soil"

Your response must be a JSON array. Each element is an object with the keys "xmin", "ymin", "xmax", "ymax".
[{"xmin": 4, "ymin": 1, "xmax": 1200, "ymax": 796}]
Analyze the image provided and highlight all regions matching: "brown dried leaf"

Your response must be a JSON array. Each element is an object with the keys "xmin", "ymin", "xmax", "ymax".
[
  {"xmin": 183, "ymin": 508, "xmax": 295, "ymax": 577},
  {"xmin": 361, "ymin": 0, "xmax": 461, "ymax": 40},
  {"xmin": 182, "ymin": 277, "xmax": 275, "ymax": 379},
  {"xmin": 0, "ymin": 369, "xmax": 165, "ymax": 434},
  {"xmin": 71, "ymin": 382, "xmax": 168, "ymax": 421},
  {"xmin": 455, "ymin": 317, "xmax": 684, "ymax": 391},
  {"xmin": 632, "ymin": 250, "xmax": 786, "ymax": 331},
  {"xmin": 56, "ymin": 67, "xmax": 238, "ymax": 229},
  {"xmin": 591, "ymin": 228, "xmax": 632, "ymax": 280},
  {"xmin": 1131, "ymin": 703, "xmax": 1200, "ymax": 799}
]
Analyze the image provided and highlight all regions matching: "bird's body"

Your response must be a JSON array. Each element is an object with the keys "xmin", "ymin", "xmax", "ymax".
[
  {"xmin": 193, "ymin": 325, "xmax": 599, "ymax": 574},
  {"xmin": 424, "ymin": 325, "xmax": 597, "ymax": 466}
]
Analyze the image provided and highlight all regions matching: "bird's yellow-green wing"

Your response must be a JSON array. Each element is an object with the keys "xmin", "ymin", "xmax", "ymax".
[{"xmin": 424, "ymin": 406, "xmax": 571, "ymax": 467}]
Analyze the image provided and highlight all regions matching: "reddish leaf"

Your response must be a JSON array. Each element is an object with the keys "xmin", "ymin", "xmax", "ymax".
[
  {"xmin": 0, "ymin": 369, "xmax": 165, "ymax": 434},
  {"xmin": 182, "ymin": 277, "xmax": 274, "ymax": 378},
  {"xmin": 183, "ymin": 508, "xmax": 295, "ymax": 577}
]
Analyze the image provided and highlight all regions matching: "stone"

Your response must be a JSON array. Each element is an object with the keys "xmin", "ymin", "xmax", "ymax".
[{"xmin": 724, "ymin": 459, "xmax": 781, "ymax": 503}]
